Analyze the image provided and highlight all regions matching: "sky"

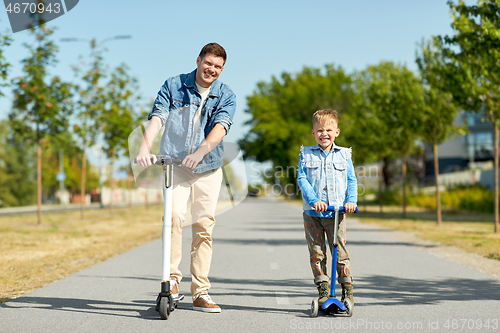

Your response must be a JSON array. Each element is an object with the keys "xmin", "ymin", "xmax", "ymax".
[{"xmin": 0, "ymin": 0, "xmax": 474, "ymax": 183}]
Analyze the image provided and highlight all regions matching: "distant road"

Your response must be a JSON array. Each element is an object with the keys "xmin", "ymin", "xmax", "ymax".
[
  {"xmin": 2, "ymin": 197, "xmax": 500, "ymax": 332},
  {"xmin": 0, "ymin": 202, "xmax": 147, "ymax": 216}
]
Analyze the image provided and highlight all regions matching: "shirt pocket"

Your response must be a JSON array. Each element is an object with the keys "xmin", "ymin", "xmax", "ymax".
[
  {"xmin": 304, "ymin": 160, "xmax": 321, "ymax": 179},
  {"xmin": 167, "ymin": 99, "xmax": 191, "ymax": 136},
  {"xmin": 333, "ymin": 162, "xmax": 347, "ymax": 171}
]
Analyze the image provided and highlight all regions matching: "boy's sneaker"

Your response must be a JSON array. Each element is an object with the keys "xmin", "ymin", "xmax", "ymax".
[
  {"xmin": 317, "ymin": 281, "xmax": 330, "ymax": 306},
  {"xmin": 192, "ymin": 293, "xmax": 221, "ymax": 313},
  {"xmin": 170, "ymin": 279, "xmax": 184, "ymax": 302},
  {"xmin": 341, "ymin": 284, "xmax": 354, "ymax": 305}
]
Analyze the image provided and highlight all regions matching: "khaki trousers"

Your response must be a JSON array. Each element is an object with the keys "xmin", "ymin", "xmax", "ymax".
[
  {"xmin": 303, "ymin": 212, "xmax": 353, "ymax": 285},
  {"xmin": 169, "ymin": 166, "xmax": 222, "ymax": 300}
]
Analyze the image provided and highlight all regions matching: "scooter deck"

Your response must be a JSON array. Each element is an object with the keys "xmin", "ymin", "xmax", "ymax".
[{"xmin": 321, "ymin": 297, "xmax": 346, "ymax": 312}]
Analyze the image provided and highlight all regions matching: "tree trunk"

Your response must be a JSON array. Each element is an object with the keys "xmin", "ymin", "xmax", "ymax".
[
  {"xmin": 37, "ymin": 139, "xmax": 42, "ymax": 225},
  {"xmin": 378, "ymin": 160, "xmax": 383, "ymax": 215},
  {"xmin": 433, "ymin": 144, "xmax": 442, "ymax": 226},
  {"xmin": 494, "ymin": 125, "xmax": 499, "ymax": 233},
  {"xmin": 81, "ymin": 151, "xmax": 86, "ymax": 220},
  {"xmin": 110, "ymin": 151, "xmax": 115, "ymax": 214},
  {"xmin": 382, "ymin": 157, "xmax": 391, "ymax": 188},
  {"xmin": 402, "ymin": 155, "xmax": 407, "ymax": 219}
]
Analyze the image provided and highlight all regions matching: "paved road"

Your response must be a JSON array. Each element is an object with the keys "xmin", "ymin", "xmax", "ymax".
[{"xmin": 2, "ymin": 197, "xmax": 500, "ymax": 332}]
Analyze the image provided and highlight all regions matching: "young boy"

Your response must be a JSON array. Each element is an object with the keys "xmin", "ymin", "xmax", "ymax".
[{"xmin": 297, "ymin": 109, "xmax": 357, "ymax": 307}]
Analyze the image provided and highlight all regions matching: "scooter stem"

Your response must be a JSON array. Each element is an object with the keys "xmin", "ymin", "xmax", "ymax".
[
  {"xmin": 161, "ymin": 160, "xmax": 173, "ymax": 282},
  {"xmin": 330, "ymin": 207, "xmax": 340, "ymax": 297}
]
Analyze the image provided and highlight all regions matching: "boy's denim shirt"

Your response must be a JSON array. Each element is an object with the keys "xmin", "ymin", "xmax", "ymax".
[
  {"xmin": 148, "ymin": 69, "xmax": 236, "ymax": 173},
  {"xmin": 298, "ymin": 144, "xmax": 357, "ymax": 218}
]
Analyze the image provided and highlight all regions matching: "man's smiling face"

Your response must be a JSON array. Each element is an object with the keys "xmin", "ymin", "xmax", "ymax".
[{"xmin": 195, "ymin": 53, "xmax": 224, "ymax": 88}]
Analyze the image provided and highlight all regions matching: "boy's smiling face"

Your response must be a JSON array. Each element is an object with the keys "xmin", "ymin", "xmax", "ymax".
[{"xmin": 312, "ymin": 120, "xmax": 340, "ymax": 151}]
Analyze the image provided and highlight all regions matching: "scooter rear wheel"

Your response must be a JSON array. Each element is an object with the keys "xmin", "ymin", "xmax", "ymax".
[{"xmin": 310, "ymin": 298, "xmax": 319, "ymax": 318}]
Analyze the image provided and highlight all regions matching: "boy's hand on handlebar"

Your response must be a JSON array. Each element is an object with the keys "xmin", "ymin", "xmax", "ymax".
[
  {"xmin": 344, "ymin": 203, "xmax": 357, "ymax": 214},
  {"xmin": 314, "ymin": 201, "xmax": 328, "ymax": 213},
  {"xmin": 136, "ymin": 152, "xmax": 156, "ymax": 167}
]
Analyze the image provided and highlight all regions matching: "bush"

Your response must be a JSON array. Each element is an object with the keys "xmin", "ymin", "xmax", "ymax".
[
  {"xmin": 377, "ymin": 186, "xmax": 415, "ymax": 206},
  {"xmin": 413, "ymin": 185, "xmax": 494, "ymax": 213}
]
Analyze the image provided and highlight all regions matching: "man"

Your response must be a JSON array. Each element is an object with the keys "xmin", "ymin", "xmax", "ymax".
[{"xmin": 136, "ymin": 43, "xmax": 236, "ymax": 313}]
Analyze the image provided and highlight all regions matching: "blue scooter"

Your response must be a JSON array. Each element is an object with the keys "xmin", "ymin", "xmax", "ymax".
[{"xmin": 310, "ymin": 205, "xmax": 357, "ymax": 318}]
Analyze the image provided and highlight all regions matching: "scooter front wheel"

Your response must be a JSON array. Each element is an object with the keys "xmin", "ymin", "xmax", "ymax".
[
  {"xmin": 310, "ymin": 298, "xmax": 319, "ymax": 318},
  {"xmin": 159, "ymin": 296, "xmax": 171, "ymax": 320},
  {"xmin": 344, "ymin": 298, "xmax": 353, "ymax": 317}
]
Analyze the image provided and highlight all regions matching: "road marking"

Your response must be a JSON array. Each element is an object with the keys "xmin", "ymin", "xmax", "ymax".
[{"xmin": 270, "ymin": 262, "xmax": 279, "ymax": 270}]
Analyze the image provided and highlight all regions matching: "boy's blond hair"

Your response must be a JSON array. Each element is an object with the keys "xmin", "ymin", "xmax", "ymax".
[{"xmin": 312, "ymin": 109, "xmax": 338, "ymax": 127}]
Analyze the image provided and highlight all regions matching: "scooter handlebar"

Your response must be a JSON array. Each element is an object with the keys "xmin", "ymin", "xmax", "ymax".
[
  {"xmin": 326, "ymin": 206, "xmax": 358, "ymax": 213},
  {"xmin": 133, "ymin": 155, "xmax": 183, "ymax": 166},
  {"xmin": 305, "ymin": 205, "xmax": 358, "ymax": 214}
]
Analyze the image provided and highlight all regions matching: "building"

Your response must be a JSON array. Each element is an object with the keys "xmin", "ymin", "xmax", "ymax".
[{"xmin": 424, "ymin": 111, "xmax": 495, "ymax": 187}]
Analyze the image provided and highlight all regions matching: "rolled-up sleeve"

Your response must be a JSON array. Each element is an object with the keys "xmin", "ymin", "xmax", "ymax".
[
  {"xmin": 212, "ymin": 90, "xmax": 236, "ymax": 134},
  {"xmin": 148, "ymin": 79, "xmax": 171, "ymax": 126}
]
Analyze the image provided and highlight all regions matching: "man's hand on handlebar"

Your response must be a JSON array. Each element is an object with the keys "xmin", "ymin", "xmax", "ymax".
[{"xmin": 136, "ymin": 152, "xmax": 157, "ymax": 167}]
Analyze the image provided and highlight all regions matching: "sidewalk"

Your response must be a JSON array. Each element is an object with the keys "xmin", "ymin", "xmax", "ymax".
[{"xmin": 2, "ymin": 197, "xmax": 499, "ymax": 333}]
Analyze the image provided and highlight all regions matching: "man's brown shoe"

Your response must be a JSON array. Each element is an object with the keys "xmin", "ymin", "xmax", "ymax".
[{"xmin": 192, "ymin": 293, "xmax": 221, "ymax": 313}]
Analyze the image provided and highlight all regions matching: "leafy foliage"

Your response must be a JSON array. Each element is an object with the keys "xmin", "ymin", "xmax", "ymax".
[
  {"xmin": 0, "ymin": 120, "xmax": 36, "ymax": 207},
  {"xmin": 0, "ymin": 22, "xmax": 12, "ymax": 97},
  {"xmin": 439, "ymin": 0, "xmax": 500, "ymax": 232},
  {"xmin": 101, "ymin": 64, "xmax": 141, "ymax": 160},
  {"xmin": 9, "ymin": 26, "xmax": 73, "ymax": 143}
]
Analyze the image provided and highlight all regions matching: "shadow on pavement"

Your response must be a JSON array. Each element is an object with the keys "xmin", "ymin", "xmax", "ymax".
[
  {"xmin": 216, "ymin": 237, "xmax": 436, "ymax": 248},
  {"xmin": 355, "ymin": 275, "xmax": 500, "ymax": 306},
  {"xmin": 0, "ymin": 296, "xmax": 161, "ymax": 320}
]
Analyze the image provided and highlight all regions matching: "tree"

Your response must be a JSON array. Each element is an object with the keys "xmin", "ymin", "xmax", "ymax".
[
  {"xmin": 441, "ymin": 0, "xmax": 500, "ymax": 232},
  {"xmin": 73, "ymin": 39, "xmax": 107, "ymax": 218},
  {"xmin": 416, "ymin": 37, "xmax": 462, "ymax": 225},
  {"xmin": 239, "ymin": 65, "xmax": 355, "ymax": 191},
  {"xmin": 352, "ymin": 62, "xmax": 424, "ymax": 217},
  {"xmin": 101, "ymin": 64, "xmax": 140, "ymax": 212},
  {"xmin": 9, "ymin": 25, "xmax": 73, "ymax": 224},
  {"xmin": 0, "ymin": 21, "xmax": 12, "ymax": 97},
  {"xmin": 0, "ymin": 120, "xmax": 37, "ymax": 207}
]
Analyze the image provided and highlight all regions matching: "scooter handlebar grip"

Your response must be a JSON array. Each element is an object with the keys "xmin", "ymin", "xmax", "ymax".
[{"xmin": 326, "ymin": 206, "xmax": 358, "ymax": 213}]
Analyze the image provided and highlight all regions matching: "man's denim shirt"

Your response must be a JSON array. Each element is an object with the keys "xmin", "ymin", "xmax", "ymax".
[
  {"xmin": 148, "ymin": 69, "xmax": 236, "ymax": 173},
  {"xmin": 298, "ymin": 144, "xmax": 357, "ymax": 218}
]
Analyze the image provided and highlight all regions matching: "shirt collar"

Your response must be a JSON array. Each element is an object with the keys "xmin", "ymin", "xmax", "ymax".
[
  {"xmin": 184, "ymin": 69, "xmax": 221, "ymax": 97},
  {"xmin": 312, "ymin": 143, "xmax": 339, "ymax": 152}
]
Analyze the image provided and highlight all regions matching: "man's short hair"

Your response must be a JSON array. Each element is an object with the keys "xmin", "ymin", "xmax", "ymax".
[
  {"xmin": 313, "ymin": 109, "xmax": 338, "ymax": 126},
  {"xmin": 199, "ymin": 43, "xmax": 227, "ymax": 64}
]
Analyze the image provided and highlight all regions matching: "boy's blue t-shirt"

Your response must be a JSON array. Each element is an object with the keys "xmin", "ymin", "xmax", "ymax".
[{"xmin": 298, "ymin": 148, "xmax": 357, "ymax": 218}]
